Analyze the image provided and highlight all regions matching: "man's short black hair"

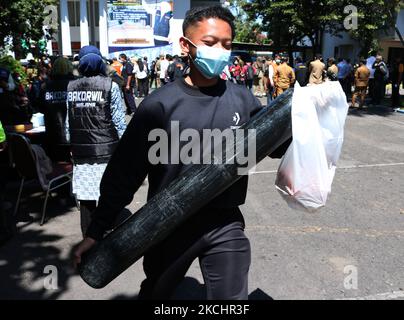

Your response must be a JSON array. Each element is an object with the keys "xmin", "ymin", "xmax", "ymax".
[
  {"xmin": 183, "ymin": 5, "xmax": 236, "ymax": 39},
  {"xmin": 119, "ymin": 53, "xmax": 127, "ymax": 60}
]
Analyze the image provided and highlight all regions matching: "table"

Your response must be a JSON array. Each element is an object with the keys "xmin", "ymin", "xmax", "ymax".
[
  {"xmin": 4, "ymin": 124, "xmax": 46, "ymax": 144},
  {"xmin": 25, "ymin": 126, "xmax": 46, "ymax": 135}
]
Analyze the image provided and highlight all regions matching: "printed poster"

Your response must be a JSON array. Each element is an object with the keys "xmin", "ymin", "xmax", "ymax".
[{"xmin": 107, "ymin": 0, "xmax": 174, "ymax": 55}]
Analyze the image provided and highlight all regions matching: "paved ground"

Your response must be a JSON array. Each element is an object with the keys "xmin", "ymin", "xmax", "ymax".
[{"xmin": 0, "ymin": 94, "xmax": 403, "ymax": 300}]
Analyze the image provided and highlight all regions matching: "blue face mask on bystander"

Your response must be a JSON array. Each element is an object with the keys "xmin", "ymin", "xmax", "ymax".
[{"xmin": 185, "ymin": 38, "xmax": 231, "ymax": 79}]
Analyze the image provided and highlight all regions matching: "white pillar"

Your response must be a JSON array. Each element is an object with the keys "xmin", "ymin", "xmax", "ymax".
[
  {"xmin": 172, "ymin": 0, "xmax": 191, "ymax": 55},
  {"xmin": 80, "ymin": 0, "xmax": 90, "ymax": 47},
  {"xmin": 99, "ymin": 0, "xmax": 108, "ymax": 56},
  {"xmin": 60, "ymin": 0, "xmax": 72, "ymax": 56},
  {"xmin": 43, "ymin": 26, "xmax": 54, "ymax": 55},
  {"xmin": 46, "ymin": 39, "xmax": 53, "ymax": 55}
]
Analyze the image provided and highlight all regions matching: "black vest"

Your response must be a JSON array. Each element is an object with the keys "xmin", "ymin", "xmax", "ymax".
[
  {"xmin": 43, "ymin": 76, "xmax": 73, "ymax": 146},
  {"xmin": 67, "ymin": 75, "xmax": 119, "ymax": 164}
]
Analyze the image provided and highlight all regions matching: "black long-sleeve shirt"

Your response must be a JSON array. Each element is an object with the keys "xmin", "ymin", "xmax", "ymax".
[{"xmin": 86, "ymin": 78, "xmax": 274, "ymax": 240}]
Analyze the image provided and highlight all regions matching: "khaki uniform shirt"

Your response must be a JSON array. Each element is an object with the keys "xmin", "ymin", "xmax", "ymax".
[
  {"xmin": 308, "ymin": 59, "xmax": 326, "ymax": 85},
  {"xmin": 355, "ymin": 65, "xmax": 370, "ymax": 87},
  {"xmin": 274, "ymin": 63, "xmax": 295, "ymax": 89}
]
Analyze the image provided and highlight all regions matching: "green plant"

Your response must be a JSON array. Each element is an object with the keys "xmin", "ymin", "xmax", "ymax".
[{"xmin": 0, "ymin": 55, "xmax": 28, "ymax": 86}]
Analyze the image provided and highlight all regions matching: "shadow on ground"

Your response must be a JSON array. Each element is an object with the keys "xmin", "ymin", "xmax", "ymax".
[
  {"xmin": 0, "ymin": 227, "xmax": 75, "ymax": 299},
  {"xmin": 0, "ymin": 171, "xmax": 78, "ymax": 299},
  {"xmin": 348, "ymin": 97, "xmax": 400, "ymax": 118},
  {"xmin": 110, "ymin": 277, "xmax": 273, "ymax": 300}
]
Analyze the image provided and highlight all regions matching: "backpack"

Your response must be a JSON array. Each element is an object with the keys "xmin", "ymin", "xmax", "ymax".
[
  {"xmin": 111, "ymin": 72, "xmax": 125, "ymax": 87},
  {"xmin": 246, "ymin": 65, "xmax": 254, "ymax": 80}
]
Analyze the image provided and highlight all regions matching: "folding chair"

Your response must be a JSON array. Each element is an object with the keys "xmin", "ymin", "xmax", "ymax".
[{"xmin": 7, "ymin": 133, "xmax": 73, "ymax": 225}]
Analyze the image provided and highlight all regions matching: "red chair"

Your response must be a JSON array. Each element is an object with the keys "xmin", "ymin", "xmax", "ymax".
[{"xmin": 7, "ymin": 133, "xmax": 73, "ymax": 225}]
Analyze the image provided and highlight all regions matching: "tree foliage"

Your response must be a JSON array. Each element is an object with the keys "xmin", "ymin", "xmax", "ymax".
[
  {"xmin": 227, "ymin": 0, "xmax": 268, "ymax": 44},
  {"xmin": 0, "ymin": 0, "xmax": 57, "ymax": 58},
  {"xmin": 347, "ymin": 0, "xmax": 401, "ymax": 56},
  {"xmin": 242, "ymin": 0, "xmax": 402, "ymax": 56},
  {"xmin": 0, "ymin": 55, "xmax": 28, "ymax": 85}
]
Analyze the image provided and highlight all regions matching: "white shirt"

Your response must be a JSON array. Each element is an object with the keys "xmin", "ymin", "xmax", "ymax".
[
  {"xmin": 267, "ymin": 64, "xmax": 275, "ymax": 86},
  {"xmin": 160, "ymin": 59, "xmax": 170, "ymax": 79},
  {"xmin": 367, "ymin": 56, "xmax": 376, "ymax": 79},
  {"xmin": 134, "ymin": 64, "xmax": 148, "ymax": 79}
]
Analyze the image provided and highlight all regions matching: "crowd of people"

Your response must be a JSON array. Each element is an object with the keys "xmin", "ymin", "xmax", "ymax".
[
  {"xmin": 0, "ymin": 45, "xmax": 403, "ymax": 238},
  {"xmin": 223, "ymin": 53, "xmax": 403, "ymax": 110},
  {"xmin": 0, "ymin": 49, "xmax": 402, "ymax": 132},
  {"xmin": 0, "ymin": 3, "xmax": 403, "ymax": 300}
]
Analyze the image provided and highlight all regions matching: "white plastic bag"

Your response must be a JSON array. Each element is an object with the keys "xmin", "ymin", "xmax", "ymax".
[{"xmin": 275, "ymin": 81, "xmax": 349, "ymax": 211}]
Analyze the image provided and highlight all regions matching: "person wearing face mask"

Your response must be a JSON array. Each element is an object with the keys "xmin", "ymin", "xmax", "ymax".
[
  {"xmin": 73, "ymin": 5, "xmax": 290, "ymax": 300},
  {"xmin": 229, "ymin": 57, "xmax": 244, "ymax": 85},
  {"xmin": 273, "ymin": 54, "xmax": 295, "ymax": 97},
  {"xmin": 66, "ymin": 45, "xmax": 127, "ymax": 237}
]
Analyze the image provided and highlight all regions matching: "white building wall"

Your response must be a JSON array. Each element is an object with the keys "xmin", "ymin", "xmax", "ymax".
[
  {"xmin": 53, "ymin": 0, "xmax": 222, "ymax": 56},
  {"xmin": 322, "ymin": 31, "xmax": 361, "ymax": 62},
  {"xmin": 171, "ymin": 0, "xmax": 191, "ymax": 55},
  {"xmin": 322, "ymin": 8, "xmax": 404, "ymax": 62},
  {"xmin": 396, "ymin": 9, "xmax": 404, "ymax": 40}
]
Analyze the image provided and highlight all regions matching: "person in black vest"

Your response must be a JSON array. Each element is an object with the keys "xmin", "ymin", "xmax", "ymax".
[
  {"xmin": 294, "ymin": 56, "xmax": 308, "ymax": 86},
  {"xmin": 372, "ymin": 55, "xmax": 388, "ymax": 105},
  {"xmin": 39, "ymin": 57, "xmax": 75, "ymax": 162},
  {"xmin": 66, "ymin": 46, "xmax": 127, "ymax": 236}
]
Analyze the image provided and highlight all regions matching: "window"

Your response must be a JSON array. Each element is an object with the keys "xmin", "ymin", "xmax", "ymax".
[
  {"xmin": 67, "ymin": 1, "xmax": 80, "ymax": 27},
  {"xmin": 66, "ymin": 0, "xmax": 94, "ymax": 27},
  {"xmin": 94, "ymin": 1, "xmax": 99, "ymax": 27}
]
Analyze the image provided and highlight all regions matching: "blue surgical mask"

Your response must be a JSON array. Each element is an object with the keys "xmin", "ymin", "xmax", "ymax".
[{"xmin": 186, "ymin": 38, "xmax": 231, "ymax": 79}]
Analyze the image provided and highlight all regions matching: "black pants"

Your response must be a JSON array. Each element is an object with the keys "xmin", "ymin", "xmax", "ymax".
[
  {"xmin": 368, "ymin": 78, "xmax": 375, "ymax": 101},
  {"xmin": 373, "ymin": 79, "xmax": 385, "ymax": 104},
  {"xmin": 160, "ymin": 78, "xmax": 169, "ymax": 86},
  {"xmin": 392, "ymin": 82, "xmax": 401, "ymax": 107},
  {"xmin": 150, "ymin": 75, "xmax": 157, "ymax": 88},
  {"xmin": 339, "ymin": 78, "xmax": 351, "ymax": 100},
  {"xmin": 80, "ymin": 200, "xmax": 97, "ymax": 237},
  {"xmin": 245, "ymin": 79, "xmax": 253, "ymax": 91},
  {"xmin": 123, "ymin": 87, "xmax": 137, "ymax": 115},
  {"xmin": 138, "ymin": 207, "xmax": 251, "ymax": 300},
  {"xmin": 138, "ymin": 78, "xmax": 149, "ymax": 97}
]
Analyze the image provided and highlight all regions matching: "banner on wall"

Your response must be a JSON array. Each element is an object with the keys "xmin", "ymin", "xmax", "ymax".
[
  {"xmin": 109, "ymin": 44, "xmax": 174, "ymax": 65},
  {"xmin": 107, "ymin": 0, "xmax": 174, "ymax": 57}
]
